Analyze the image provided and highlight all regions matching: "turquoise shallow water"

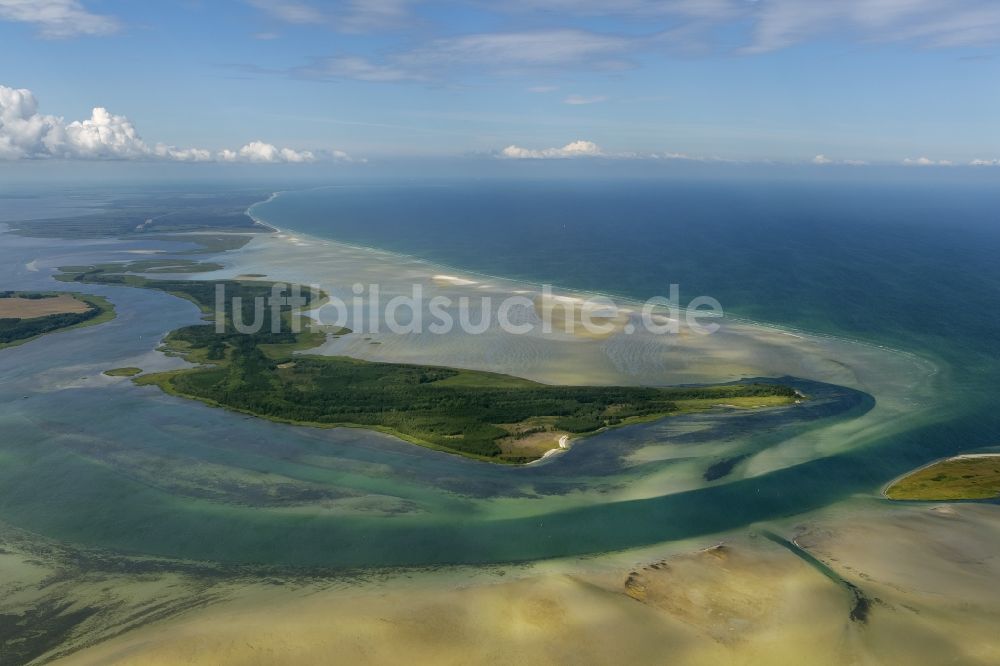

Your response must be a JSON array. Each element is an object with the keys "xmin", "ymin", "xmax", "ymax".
[{"xmin": 1, "ymin": 177, "xmax": 999, "ymax": 569}]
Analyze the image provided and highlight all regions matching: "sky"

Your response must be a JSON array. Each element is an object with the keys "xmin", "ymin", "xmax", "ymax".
[{"xmin": 1, "ymin": 0, "xmax": 1000, "ymax": 170}]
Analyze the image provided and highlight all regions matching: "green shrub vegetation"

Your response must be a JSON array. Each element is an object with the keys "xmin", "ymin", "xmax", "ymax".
[
  {"xmin": 104, "ymin": 367, "xmax": 143, "ymax": 377},
  {"xmin": 60, "ymin": 266, "xmax": 798, "ymax": 462},
  {"xmin": 885, "ymin": 456, "xmax": 1000, "ymax": 500}
]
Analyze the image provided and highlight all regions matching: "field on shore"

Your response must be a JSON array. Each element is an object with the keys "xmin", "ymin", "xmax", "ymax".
[
  {"xmin": 0, "ymin": 292, "xmax": 115, "ymax": 350},
  {"xmin": 0, "ymin": 294, "xmax": 91, "ymax": 318}
]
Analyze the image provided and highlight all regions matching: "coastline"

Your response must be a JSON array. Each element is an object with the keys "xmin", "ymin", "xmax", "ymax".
[
  {"xmin": 197, "ymin": 218, "xmax": 940, "ymax": 480},
  {"xmin": 883, "ymin": 453, "xmax": 1000, "ymax": 501},
  {"xmin": 246, "ymin": 188, "xmax": 942, "ymax": 378}
]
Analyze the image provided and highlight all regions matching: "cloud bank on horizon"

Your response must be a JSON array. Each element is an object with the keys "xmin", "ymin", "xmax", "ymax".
[{"xmin": 0, "ymin": 85, "xmax": 340, "ymax": 163}]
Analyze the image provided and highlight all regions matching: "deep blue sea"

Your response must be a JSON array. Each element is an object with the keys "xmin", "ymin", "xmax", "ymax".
[{"xmin": 255, "ymin": 178, "xmax": 1000, "ymax": 366}]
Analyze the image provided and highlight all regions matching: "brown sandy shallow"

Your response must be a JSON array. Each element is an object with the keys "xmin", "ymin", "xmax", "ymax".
[
  {"xmin": 0, "ymin": 295, "xmax": 90, "ymax": 319},
  {"xmin": 36, "ymin": 503, "xmax": 1000, "ymax": 666}
]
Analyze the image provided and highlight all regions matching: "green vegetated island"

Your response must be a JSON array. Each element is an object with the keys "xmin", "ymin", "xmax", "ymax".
[
  {"xmin": 59, "ymin": 263, "xmax": 800, "ymax": 463},
  {"xmin": 104, "ymin": 367, "xmax": 143, "ymax": 377},
  {"xmin": 0, "ymin": 291, "xmax": 115, "ymax": 349},
  {"xmin": 885, "ymin": 455, "xmax": 1000, "ymax": 501}
]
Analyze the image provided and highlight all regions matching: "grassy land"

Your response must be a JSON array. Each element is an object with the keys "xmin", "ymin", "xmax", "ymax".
[
  {"xmin": 59, "ymin": 266, "xmax": 799, "ymax": 463},
  {"xmin": 104, "ymin": 367, "xmax": 143, "ymax": 377},
  {"xmin": 0, "ymin": 292, "xmax": 115, "ymax": 350},
  {"xmin": 885, "ymin": 456, "xmax": 1000, "ymax": 501}
]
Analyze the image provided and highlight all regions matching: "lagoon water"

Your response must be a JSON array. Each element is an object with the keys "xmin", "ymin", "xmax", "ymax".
[{"xmin": 2, "ymin": 177, "xmax": 999, "ymax": 569}]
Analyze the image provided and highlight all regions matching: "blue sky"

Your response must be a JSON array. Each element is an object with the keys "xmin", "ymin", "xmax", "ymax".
[{"xmin": 1, "ymin": 0, "xmax": 999, "ymax": 167}]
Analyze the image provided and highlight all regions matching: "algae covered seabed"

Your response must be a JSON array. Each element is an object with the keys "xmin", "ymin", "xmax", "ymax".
[{"xmin": 1, "ymin": 222, "xmax": 997, "ymax": 664}]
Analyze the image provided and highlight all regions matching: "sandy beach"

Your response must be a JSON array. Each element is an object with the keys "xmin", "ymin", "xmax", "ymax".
[{"xmin": 49, "ymin": 502, "xmax": 1000, "ymax": 666}]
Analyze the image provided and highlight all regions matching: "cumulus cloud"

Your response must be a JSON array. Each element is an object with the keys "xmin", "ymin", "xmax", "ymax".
[
  {"xmin": 812, "ymin": 154, "xmax": 868, "ymax": 165},
  {"xmin": 970, "ymin": 158, "xmax": 1000, "ymax": 166},
  {"xmin": 500, "ymin": 140, "xmax": 604, "ymax": 159},
  {"xmin": 498, "ymin": 142, "xmax": 747, "ymax": 161},
  {"xmin": 903, "ymin": 156, "xmax": 953, "ymax": 166},
  {"xmin": 0, "ymin": 84, "xmax": 335, "ymax": 163},
  {"xmin": 218, "ymin": 141, "xmax": 315, "ymax": 163},
  {"xmin": 0, "ymin": 0, "xmax": 119, "ymax": 38},
  {"xmin": 153, "ymin": 144, "xmax": 214, "ymax": 162}
]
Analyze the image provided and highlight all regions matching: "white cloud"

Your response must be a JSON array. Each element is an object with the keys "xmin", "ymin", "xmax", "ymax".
[
  {"xmin": 812, "ymin": 154, "xmax": 868, "ymax": 165},
  {"xmin": 338, "ymin": 0, "xmax": 411, "ymax": 32},
  {"xmin": 407, "ymin": 30, "xmax": 631, "ymax": 68},
  {"xmin": 246, "ymin": 0, "xmax": 324, "ymax": 24},
  {"xmin": 0, "ymin": 85, "xmax": 61, "ymax": 159},
  {"xmin": 247, "ymin": 0, "xmax": 1000, "ymax": 89},
  {"xmin": 563, "ymin": 94, "xmax": 607, "ymax": 105},
  {"xmin": 527, "ymin": 85, "xmax": 559, "ymax": 93},
  {"xmin": 0, "ymin": 0, "xmax": 119, "ymax": 38},
  {"xmin": 501, "ymin": 1, "xmax": 1000, "ymax": 53},
  {"xmin": 62, "ymin": 107, "xmax": 149, "ymax": 159},
  {"xmin": 246, "ymin": 0, "xmax": 413, "ymax": 32},
  {"xmin": 903, "ymin": 156, "xmax": 953, "ymax": 166},
  {"xmin": 219, "ymin": 140, "xmax": 316, "ymax": 163},
  {"xmin": 154, "ymin": 144, "xmax": 214, "ymax": 162},
  {"xmin": 290, "ymin": 29, "xmax": 634, "ymax": 83},
  {"xmin": 500, "ymin": 140, "xmax": 604, "ymax": 159},
  {"xmin": 288, "ymin": 30, "xmax": 630, "ymax": 83},
  {"xmin": 744, "ymin": 0, "xmax": 1000, "ymax": 53},
  {"xmin": 499, "ymin": 142, "xmax": 745, "ymax": 161},
  {"xmin": 0, "ymin": 84, "xmax": 336, "ymax": 163},
  {"xmin": 301, "ymin": 56, "xmax": 422, "ymax": 82},
  {"xmin": 499, "ymin": 0, "xmax": 739, "ymax": 20},
  {"xmin": 970, "ymin": 158, "xmax": 1000, "ymax": 166}
]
